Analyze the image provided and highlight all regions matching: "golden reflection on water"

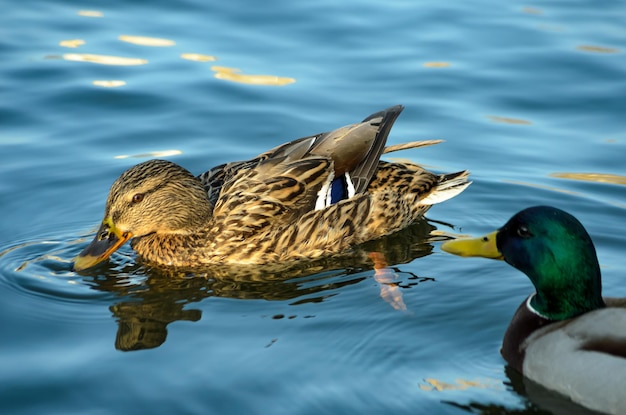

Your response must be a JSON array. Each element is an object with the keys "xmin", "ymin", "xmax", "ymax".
[
  {"xmin": 521, "ymin": 6, "xmax": 543, "ymax": 15},
  {"xmin": 211, "ymin": 66, "xmax": 296, "ymax": 86},
  {"xmin": 77, "ymin": 10, "xmax": 103, "ymax": 17},
  {"xmin": 419, "ymin": 378, "xmax": 499, "ymax": 392},
  {"xmin": 119, "ymin": 35, "xmax": 176, "ymax": 47},
  {"xmin": 181, "ymin": 53, "xmax": 217, "ymax": 62},
  {"xmin": 576, "ymin": 45, "xmax": 620, "ymax": 54},
  {"xmin": 63, "ymin": 54, "xmax": 148, "ymax": 66},
  {"xmin": 423, "ymin": 62, "xmax": 450, "ymax": 68},
  {"xmin": 93, "ymin": 80, "xmax": 126, "ymax": 88},
  {"xmin": 115, "ymin": 150, "xmax": 182, "ymax": 159},
  {"xmin": 486, "ymin": 115, "xmax": 532, "ymax": 125},
  {"xmin": 550, "ymin": 172, "xmax": 626, "ymax": 186},
  {"xmin": 59, "ymin": 39, "xmax": 85, "ymax": 48}
]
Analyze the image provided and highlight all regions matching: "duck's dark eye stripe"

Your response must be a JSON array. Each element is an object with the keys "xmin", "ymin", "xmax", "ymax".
[{"xmin": 129, "ymin": 181, "xmax": 170, "ymax": 205}]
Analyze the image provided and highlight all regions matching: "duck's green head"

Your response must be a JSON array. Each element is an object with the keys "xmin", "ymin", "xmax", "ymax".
[{"xmin": 442, "ymin": 206, "xmax": 605, "ymax": 320}]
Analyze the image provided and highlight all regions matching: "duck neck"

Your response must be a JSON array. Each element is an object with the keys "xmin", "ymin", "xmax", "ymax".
[
  {"xmin": 502, "ymin": 297, "xmax": 554, "ymax": 373},
  {"xmin": 527, "ymin": 263, "xmax": 605, "ymax": 321},
  {"xmin": 170, "ymin": 180, "xmax": 214, "ymax": 234}
]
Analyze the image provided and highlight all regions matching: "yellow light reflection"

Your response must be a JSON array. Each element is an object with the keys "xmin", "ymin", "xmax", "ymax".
[
  {"xmin": 369, "ymin": 252, "xmax": 407, "ymax": 312},
  {"xmin": 78, "ymin": 10, "xmax": 103, "ymax": 17},
  {"xmin": 115, "ymin": 150, "xmax": 182, "ymax": 159},
  {"xmin": 423, "ymin": 62, "xmax": 450, "ymax": 68},
  {"xmin": 119, "ymin": 35, "xmax": 176, "ymax": 47},
  {"xmin": 419, "ymin": 378, "xmax": 498, "ymax": 392},
  {"xmin": 487, "ymin": 115, "xmax": 532, "ymax": 125},
  {"xmin": 93, "ymin": 80, "xmax": 126, "ymax": 88},
  {"xmin": 63, "ymin": 54, "xmax": 148, "ymax": 66},
  {"xmin": 60, "ymin": 39, "xmax": 85, "ymax": 48},
  {"xmin": 576, "ymin": 45, "xmax": 620, "ymax": 54},
  {"xmin": 550, "ymin": 172, "xmax": 626, "ymax": 186},
  {"xmin": 181, "ymin": 53, "xmax": 217, "ymax": 62},
  {"xmin": 522, "ymin": 6, "xmax": 543, "ymax": 15},
  {"xmin": 211, "ymin": 66, "xmax": 296, "ymax": 86}
]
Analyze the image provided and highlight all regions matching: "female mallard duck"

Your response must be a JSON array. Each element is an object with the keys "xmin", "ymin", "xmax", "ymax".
[
  {"xmin": 74, "ymin": 105, "xmax": 470, "ymax": 271},
  {"xmin": 441, "ymin": 206, "xmax": 626, "ymax": 415}
]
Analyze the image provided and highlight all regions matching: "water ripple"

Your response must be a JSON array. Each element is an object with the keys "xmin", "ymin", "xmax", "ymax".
[{"xmin": 0, "ymin": 234, "xmax": 117, "ymax": 303}]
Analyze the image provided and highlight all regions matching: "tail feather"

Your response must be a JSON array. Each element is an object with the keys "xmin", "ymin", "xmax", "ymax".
[
  {"xmin": 350, "ymin": 105, "xmax": 404, "ymax": 194},
  {"xmin": 383, "ymin": 140, "xmax": 443, "ymax": 154},
  {"xmin": 418, "ymin": 170, "xmax": 471, "ymax": 206}
]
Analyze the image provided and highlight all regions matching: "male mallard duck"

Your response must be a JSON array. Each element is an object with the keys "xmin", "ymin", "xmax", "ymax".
[
  {"xmin": 441, "ymin": 206, "xmax": 626, "ymax": 415},
  {"xmin": 74, "ymin": 105, "xmax": 470, "ymax": 271}
]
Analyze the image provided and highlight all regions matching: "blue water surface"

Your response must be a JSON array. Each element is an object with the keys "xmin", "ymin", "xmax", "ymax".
[{"xmin": 1, "ymin": 0, "xmax": 625, "ymax": 414}]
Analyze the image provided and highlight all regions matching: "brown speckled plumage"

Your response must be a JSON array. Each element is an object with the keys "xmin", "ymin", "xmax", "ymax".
[{"xmin": 75, "ymin": 105, "xmax": 470, "ymax": 270}]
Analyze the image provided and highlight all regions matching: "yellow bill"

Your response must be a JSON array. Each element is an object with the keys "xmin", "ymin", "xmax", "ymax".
[
  {"xmin": 73, "ymin": 218, "xmax": 132, "ymax": 271},
  {"xmin": 440, "ymin": 231, "xmax": 504, "ymax": 260}
]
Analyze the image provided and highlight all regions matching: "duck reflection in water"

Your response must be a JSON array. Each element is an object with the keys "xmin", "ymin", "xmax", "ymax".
[{"xmin": 84, "ymin": 219, "xmax": 440, "ymax": 351}]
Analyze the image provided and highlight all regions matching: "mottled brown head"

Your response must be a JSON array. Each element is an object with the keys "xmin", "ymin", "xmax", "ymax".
[
  {"xmin": 74, "ymin": 159, "xmax": 212, "ymax": 271},
  {"xmin": 105, "ymin": 160, "xmax": 211, "ymax": 236}
]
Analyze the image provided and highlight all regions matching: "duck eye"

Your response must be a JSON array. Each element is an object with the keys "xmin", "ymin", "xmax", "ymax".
[
  {"xmin": 517, "ymin": 225, "xmax": 531, "ymax": 238},
  {"xmin": 131, "ymin": 193, "xmax": 145, "ymax": 204}
]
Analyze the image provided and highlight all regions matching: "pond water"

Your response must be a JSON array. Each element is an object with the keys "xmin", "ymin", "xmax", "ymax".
[{"xmin": 1, "ymin": 0, "xmax": 624, "ymax": 414}]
